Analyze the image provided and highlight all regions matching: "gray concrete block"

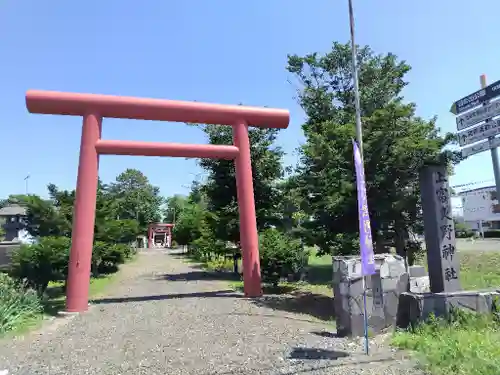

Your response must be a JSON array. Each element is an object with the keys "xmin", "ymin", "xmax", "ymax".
[
  {"xmin": 396, "ymin": 273, "xmax": 410, "ymax": 294},
  {"xmin": 333, "ymin": 254, "xmax": 408, "ymax": 337},
  {"xmin": 332, "ymin": 256, "xmax": 362, "ymax": 282},
  {"xmin": 396, "ymin": 290, "xmax": 500, "ymax": 329},
  {"xmin": 381, "ymin": 276, "xmax": 400, "ymax": 292},
  {"xmin": 379, "ymin": 255, "xmax": 406, "ymax": 278},
  {"xmin": 383, "ymin": 290, "xmax": 400, "ymax": 318}
]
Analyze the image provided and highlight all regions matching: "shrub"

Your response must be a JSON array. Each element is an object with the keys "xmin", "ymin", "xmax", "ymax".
[
  {"xmin": 92, "ymin": 242, "xmax": 129, "ymax": 275},
  {"xmin": 206, "ymin": 257, "xmax": 233, "ymax": 272},
  {"xmin": 258, "ymin": 228, "xmax": 309, "ymax": 287},
  {"xmin": 190, "ymin": 230, "xmax": 225, "ymax": 262},
  {"xmin": 454, "ymin": 220, "xmax": 473, "ymax": 238},
  {"xmin": 456, "ymin": 229, "xmax": 474, "ymax": 238},
  {"xmin": 95, "ymin": 219, "xmax": 140, "ymax": 244},
  {"xmin": 484, "ymin": 230, "xmax": 500, "ymax": 238},
  {"xmin": 0, "ymin": 273, "xmax": 42, "ymax": 334},
  {"xmin": 9, "ymin": 236, "xmax": 70, "ymax": 295},
  {"xmin": 106, "ymin": 243, "xmax": 130, "ymax": 264}
]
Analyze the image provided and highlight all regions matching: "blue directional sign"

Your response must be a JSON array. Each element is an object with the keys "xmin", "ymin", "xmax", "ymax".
[{"xmin": 451, "ymin": 79, "xmax": 500, "ymax": 115}]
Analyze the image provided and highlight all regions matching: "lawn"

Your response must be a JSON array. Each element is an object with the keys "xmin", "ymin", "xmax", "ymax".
[
  {"xmin": 3, "ymin": 274, "xmax": 116, "ymax": 337},
  {"xmin": 393, "ymin": 309, "xmax": 500, "ymax": 375},
  {"xmin": 1, "ymin": 272, "xmax": 121, "ymax": 338},
  {"xmin": 394, "ymin": 251, "xmax": 500, "ymax": 375},
  {"xmin": 457, "ymin": 251, "xmax": 500, "ymax": 290},
  {"xmin": 42, "ymin": 274, "xmax": 119, "ymax": 316}
]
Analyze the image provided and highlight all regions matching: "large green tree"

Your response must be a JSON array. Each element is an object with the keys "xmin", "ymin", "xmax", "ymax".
[
  {"xmin": 197, "ymin": 124, "xmax": 285, "ymax": 246},
  {"xmin": 287, "ymin": 42, "xmax": 459, "ymax": 257},
  {"xmin": 172, "ymin": 200, "xmax": 208, "ymax": 247},
  {"xmin": 107, "ymin": 169, "xmax": 164, "ymax": 231},
  {"xmin": 14, "ymin": 194, "xmax": 69, "ymax": 238},
  {"xmin": 163, "ymin": 194, "xmax": 189, "ymax": 224}
]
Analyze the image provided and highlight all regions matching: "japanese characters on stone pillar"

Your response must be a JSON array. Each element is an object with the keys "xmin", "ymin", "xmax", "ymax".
[{"xmin": 419, "ymin": 165, "xmax": 461, "ymax": 293}]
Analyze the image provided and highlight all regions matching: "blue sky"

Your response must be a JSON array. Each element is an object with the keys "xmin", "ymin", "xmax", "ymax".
[{"xmin": 1, "ymin": 1, "xmax": 498, "ymax": 200}]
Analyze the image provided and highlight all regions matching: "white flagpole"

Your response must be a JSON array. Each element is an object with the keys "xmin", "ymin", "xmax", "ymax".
[{"xmin": 348, "ymin": 0, "xmax": 370, "ymax": 355}]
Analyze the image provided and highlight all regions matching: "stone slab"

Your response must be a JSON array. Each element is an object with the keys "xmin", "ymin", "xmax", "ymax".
[{"xmin": 396, "ymin": 290, "xmax": 500, "ymax": 329}]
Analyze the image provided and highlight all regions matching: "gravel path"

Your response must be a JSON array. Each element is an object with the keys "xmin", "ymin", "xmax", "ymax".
[{"xmin": 0, "ymin": 249, "xmax": 422, "ymax": 375}]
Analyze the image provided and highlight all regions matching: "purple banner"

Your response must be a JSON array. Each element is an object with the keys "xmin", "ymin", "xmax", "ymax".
[{"xmin": 352, "ymin": 139, "xmax": 376, "ymax": 276}]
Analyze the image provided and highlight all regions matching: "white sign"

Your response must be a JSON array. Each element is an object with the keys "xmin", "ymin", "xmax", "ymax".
[
  {"xmin": 461, "ymin": 137, "xmax": 500, "ymax": 158},
  {"xmin": 456, "ymin": 99, "xmax": 500, "ymax": 131},
  {"xmin": 458, "ymin": 119, "xmax": 500, "ymax": 146},
  {"xmin": 461, "ymin": 186, "xmax": 500, "ymax": 222}
]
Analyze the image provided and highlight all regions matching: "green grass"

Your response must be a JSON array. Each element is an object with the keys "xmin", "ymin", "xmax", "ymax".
[
  {"xmin": 392, "ymin": 310, "xmax": 500, "ymax": 375},
  {"xmin": 41, "ymin": 273, "xmax": 119, "ymax": 316},
  {"xmin": 301, "ymin": 250, "xmax": 333, "ymax": 296},
  {"xmin": 395, "ymin": 251, "xmax": 500, "ymax": 375},
  {"xmin": 458, "ymin": 252, "xmax": 500, "ymax": 290},
  {"xmin": 40, "ymin": 251, "xmax": 139, "ymax": 317},
  {"xmin": 0, "ymin": 272, "xmax": 122, "ymax": 338},
  {"xmin": 0, "ymin": 246, "xmax": 140, "ymax": 337},
  {"xmin": 190, "ymin": 247, "xmax": 334, "ymax": 296},
  {"xmin": 0, "ymin": 273, "xmax": 43, "ymax": 336},
  {"xmin": 414, "ymin": 251, "xmax": 500, "ymax": 290}
]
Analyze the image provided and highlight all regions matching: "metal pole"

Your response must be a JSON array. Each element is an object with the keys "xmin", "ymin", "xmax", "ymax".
[
  {"xmin": 348, "ymin": 0, "xmax": 363, "ymax": 157},
  {"xmin": 24, "ymin": 175, "xmax": 30, "ymax": 195},
  {"xmin": 348, "ymin": 0, "xmax": 370, "ymax": 356},
  {"xmin": 481, "ymin": 75, "xmax": 500, "ymax": 197}
]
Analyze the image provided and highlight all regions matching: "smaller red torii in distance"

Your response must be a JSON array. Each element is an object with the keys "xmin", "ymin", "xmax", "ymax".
[
  {"xmin": 148, "ymin": 223, "xmax": 174, "ymax": 248},
  {"xmin": 25, "ymin": 89, "xmax": 290, "ymax": 313}
]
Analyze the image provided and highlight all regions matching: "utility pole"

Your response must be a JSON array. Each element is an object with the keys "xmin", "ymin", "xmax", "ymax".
[
  {"xmin": 24, "ymin": 174, "xmax": 30, "ymax": 195},
  {"xmin": 480, "ymin": 75, "xmax": 500, "ymax": 198}
]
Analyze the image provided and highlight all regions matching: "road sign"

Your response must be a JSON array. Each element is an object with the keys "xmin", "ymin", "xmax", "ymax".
[
  {"xmin": 456, "ymin": 99, "xmax": 500, "ymax": 131},
  {"xmin": 458, "ymin": 118, "xmax": 500, "ymax": 146},
  {"xmin": 461, "ymin": 137, "xmax": 500, "ymax": 158},
  {"xmin": 450, "ymin": 79, "xmax": 500, "ymax": 115}
]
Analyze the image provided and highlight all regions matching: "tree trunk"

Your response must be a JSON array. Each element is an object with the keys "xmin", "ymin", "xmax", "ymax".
[
  {"xmin": 233, "ymin": 253, "xmax": 239, "ymax": 274},
  {"xmin": 394, "ymin": 223, "xmax": 409, "ymax": 259},
  {"xmin": 394, "ymin": 223, "xmax": 410, "ymax": 272}
]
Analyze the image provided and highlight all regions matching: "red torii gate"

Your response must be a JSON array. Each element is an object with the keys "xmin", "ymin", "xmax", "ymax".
[
  {"xmin": 25, "ymin": 90, "xmax": 290, "ymax": 313},
  {"xmin": 148, "ymin": 223, "xmax": 174, "ymax": 248}
]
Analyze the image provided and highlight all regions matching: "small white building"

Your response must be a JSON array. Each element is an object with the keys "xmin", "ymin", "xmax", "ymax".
[{"xmin": 458, "ymin": 185, "xmax": 500, "ymax": 231}]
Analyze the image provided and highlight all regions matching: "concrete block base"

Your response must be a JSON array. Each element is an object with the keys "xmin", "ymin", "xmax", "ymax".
[
  {"xmin": 396, "ymin": 290, "xmax": 500, "ymax": 329},
  {"xmin": 333, "ymin": 254, "xmax": 409, "ymax": 337}
]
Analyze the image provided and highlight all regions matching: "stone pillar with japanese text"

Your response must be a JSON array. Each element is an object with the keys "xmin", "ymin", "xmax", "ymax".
[{"xmin": 419, "ymin": 165, "xmax": 461, "ymax": 293}]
